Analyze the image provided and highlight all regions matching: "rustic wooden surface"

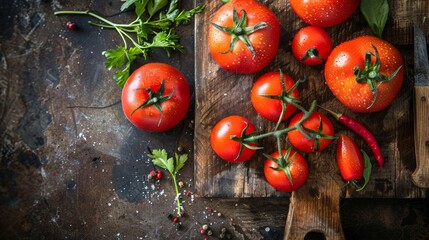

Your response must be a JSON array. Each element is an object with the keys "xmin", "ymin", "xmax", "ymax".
[
  {"xmin": 194, "ymin": 0, "xmax": 429, "ymax": 199},
  {"xmin": 1, "ymin": 0, "xmax": 429, "ymax": 239}
]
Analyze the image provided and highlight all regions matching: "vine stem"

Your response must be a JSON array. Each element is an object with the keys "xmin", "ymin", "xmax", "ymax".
[{"xmin": 244, "ymin": 100, "xmax": 316, "ymax": 143}]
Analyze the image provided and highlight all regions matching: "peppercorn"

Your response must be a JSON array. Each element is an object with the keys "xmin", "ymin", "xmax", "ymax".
[{"xmin": 66, "ymin": 21, "xmax": 76, "ymax": 30}]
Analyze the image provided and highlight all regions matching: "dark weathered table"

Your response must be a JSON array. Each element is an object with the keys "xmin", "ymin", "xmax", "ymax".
[{"xmin": 1, "ymin": 1, "xmax": 428, "ymax": 239}]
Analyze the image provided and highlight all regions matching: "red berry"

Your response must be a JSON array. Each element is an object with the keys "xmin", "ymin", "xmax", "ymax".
[
  {"xmin": 149, "ymin": 170, "xmax": 157, "ymax": 177},
  {"xmin": 66, "ymin": 21, "xmax": 76, "ymax": 30},
  {"xmin": 173, "ymin": 217, "xmax": 179, "ymax": 223},
  {"xmin": 156, "ymin": 171, "xmax": 162, "ymax": 180},
  {"xmin": 200, "ymin": 229, "xmax": 206, "ymax": 235}
]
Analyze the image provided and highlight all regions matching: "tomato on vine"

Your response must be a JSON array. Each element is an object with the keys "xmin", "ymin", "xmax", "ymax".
[
  {"xmin": 210, "ymin": 115, "xmax": 259, "ymax": 162},
  {"xmin": 264, "ymin": 148, "xmax": 309, "ymax": 192},
  {"xmin": 287, "ymin": 111, "xmax": 335, "ymax": 153},
  {"xmin": 121, "ymin": 63, "xmax": 190, "ymax": 132},
  {"xmin": 208, "ymin": 0, "xmax": 280, "ymax": 73},
  {"xmin": 292, "ymin": 26, "xmax": 332, "ymax": 66},
  {"xmin": 250, "ymin": 71, "xmax": 300, "ymax": 126}
]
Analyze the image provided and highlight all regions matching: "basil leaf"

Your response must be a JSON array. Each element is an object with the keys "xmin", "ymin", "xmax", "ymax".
[{"xmin": 360, "ymin": 0, "xmax": 389, "ymax": 38}]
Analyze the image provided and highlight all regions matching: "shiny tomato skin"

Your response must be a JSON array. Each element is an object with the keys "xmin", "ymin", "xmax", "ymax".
[
  {"xmin": 292, "ymin": 26, "xmax": 332, "ymax": 65},
  {"xmin": 121, "ymin": 63, "xmax": 190, "ymax": 132},
  {"xmin": 210, "ymin": 116, "xmax": 258, "ymax": 162},
  {"xmin": 289, "ymin": 0, "xmax": 360, "ymax": 27},
  {"xmin": 287, "ymin": 111, "xmax": 335, "ymax": 153},
  {"xmin": 325, "ymin": 36, "xmax": 404, "ymax": 112},
  {"xmin": 336, "ymin": 134, "xmax": 364, "ymax": 181},
  {"xmin": 208, "ymin": 0, "xmax": 280, "ymax": 73},
  {"xmin": 264, "ymin": 150, "xmax": 309, "ymax": 192},
  {"xmin": 251, "ymin": 72, "xmax": 300, "ymax": 122}
]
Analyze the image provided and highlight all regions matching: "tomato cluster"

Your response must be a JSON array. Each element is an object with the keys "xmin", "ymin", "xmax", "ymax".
[{"xmin": 208, "ymin": 0, "xmax": 401, "ymax": 192}]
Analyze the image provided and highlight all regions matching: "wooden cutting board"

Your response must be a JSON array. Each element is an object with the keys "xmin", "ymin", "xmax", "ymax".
[
  {"xmin": 194, "ymin": 0, "xmax": 429, "ymax": 238},
  {"xmin": 195, "ymin": 0, "xmax": 428, "ymax": 198}
]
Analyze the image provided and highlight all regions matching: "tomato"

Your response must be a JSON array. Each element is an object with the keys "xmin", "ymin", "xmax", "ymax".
[
  {"xmin": 210, "ymin": 116, "xmax": 258, "ymax": 162},
  {"xmin": 287, "ymin": 111, "xmax": 335, "ymax": 153},
  {"xmin": 292, "ymin": 26, "xmax": 332, "ymax": 66},
  {"xmin": 250, "ymin": 71, "xmax": 300, "ymax": 122},
  {"xmin": 336, "ymin": 134, "xmax": 363, "ymax": 181},
  {"xmin": 121, "ymin": 63, "xmax": 190, "ymax": 132},
  {"xmin": 325, "ymin": 35, "xmax": 404, "ymax": 112},
  {"xmin": 264, "ymin": 149, "xmax": 309, "ymax": 192},
  {"xmin": 208, "ymin": 0, "xmax": 280, "ymax": 73},
  {"xmin": 289, "ymin": 0, "xmax": 360, "ymax": 27}
]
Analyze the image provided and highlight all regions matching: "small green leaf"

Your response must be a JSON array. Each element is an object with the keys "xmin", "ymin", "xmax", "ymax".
[
  {"xmin": 148, "ymin": 0, "xmax": 169, "ymax": 18},
  {"xmin": 113, "ymin": 64, "xmax": 130, "ymax": 87},
  {"xmin": 174, "ymin": 153, "xmax": 188, "ymax": 173},
  {"xmin": 103, "ymin": 46, "xmax": 126, "ymax": 70},
  {"xmin": 135, "ymin": 0, "xmax": 149, "ymax": 17},
  {"xmin": 173, "ymin": 4, "xmax": 205, "ymax": 25},
  {"xmin": 360, "ymin": 0, "xmax": 389, "ymax": 38},
  {"xmin": 356, "ymin": 150, "xmax": 372, "ymax": 192},
  {"xmin": 120, "ymin": 0, "xmax": 137, "ymax": 11}
]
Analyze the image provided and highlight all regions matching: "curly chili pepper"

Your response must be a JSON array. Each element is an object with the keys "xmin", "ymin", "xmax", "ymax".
[{"xmin": 319, "ymin": 106, "xmax": 384, "ymax": 167}]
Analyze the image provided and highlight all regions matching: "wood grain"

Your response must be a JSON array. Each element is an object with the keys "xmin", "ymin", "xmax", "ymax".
[
  {"xmin": 194, "ymin": 0, "xmax": 429, "ymax": 199},
  {"xmin": 412, "ymin": 86, "xmax": 429, "ymax": 188}
]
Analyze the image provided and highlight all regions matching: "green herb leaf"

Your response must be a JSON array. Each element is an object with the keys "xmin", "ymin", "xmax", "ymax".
[
  {"xmin": 356, "ymin": 150, "xmax": 372, "ymax": 192},
  {"xmin": 174, "ymin": 4, "xmax": 205, "ymax": 25},
  {"xmin": 120, "ymin": 0, "xmax": 137, "ymax": 11},
  {"xmin": 135, "ymin": 0, "xmax": 149, "ymax": 17},
  {"xmin": 360, "ymin": 0, "xmax": 389, "ymax": 38},
  {"xmin": 148, "ymin": 0, "xmax": 169, "ymax": 18},
  {"xmin": 103, "ymin": 46, "xmax": 126, "ymax": 70},
  {"xmin": 147, "ymin": 149, "xmax": 188, "ymax": 216}
]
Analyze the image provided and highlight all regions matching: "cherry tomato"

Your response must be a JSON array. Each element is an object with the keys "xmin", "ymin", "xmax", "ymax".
[
  {"xmin": 208, "ymin": 0, "xmax": 280, "ymax": 73},
  {"xmin": 210, "ymin": 116, "xmax": 258, "ymax": 162},
  {"xmin": 287, "ymin": 111, "xmax": 335, "ymax": 153},
  {"xmin": 336, "ymin": 134, "xmax": 364, "ymax": 181},
  {"xmin": 292, "ymin": 26, "xmax": 332, "ymax": 66},
  {"xmin": 121, "ymin": 63, "xmax": 190, "ymax": 132},
  {"xmin": 250, "ymin": 71, "xmax": 300, "ymax": 122},
  {"xmin": 264, "ymin": 149, "xmax": 309, "ymax": 192},
  {"xmin": 325, "ymin": 35, "xmax": 404, "ymax": 112},
  {"xmin": 289, "ymin": 0, "xmax": 360, "ymax": 27}
]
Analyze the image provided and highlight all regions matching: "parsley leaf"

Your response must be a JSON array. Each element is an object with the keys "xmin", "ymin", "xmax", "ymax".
[
  {"xmin": 54, "ymin": 1, "xmax": 205, "ymax": 87},
  {"xmin": 148, "ymin": 149, "xmax": 188, "ymax": 216}
]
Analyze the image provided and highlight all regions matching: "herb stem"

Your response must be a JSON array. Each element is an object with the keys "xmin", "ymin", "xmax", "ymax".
[{"xmin": 171, "ymin": 174, "xmax": 182, "ymax": 216}]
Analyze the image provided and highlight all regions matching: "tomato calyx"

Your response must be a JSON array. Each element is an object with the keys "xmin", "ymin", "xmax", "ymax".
[
  {"xmin": 264, "ymin": 148, "xmax": 296, "ymax": 185},
  {"xmin": 230, "ymin": 121, "xmax": 262, "ymax": 161},
  {"xmin": 301, "ymin": 117, "xmax": 337, "ymax": 151},
  {"xmin": 131, "ymin": 79, "xmax": 174, "ymax": 124},
  {"xmin": 258, "ymin": 70, "xmax": 303, "ymax": 130},
  {"xmin": 353, "ymin": 44, "xmax": 403, "ymax": 109},
  {"xmin": 300, "ymin": 47, "xmax": 324, "ymax": 63},
  {"xmin": 210, "ymin": 8, "xmax": 269, "ymax": 57},
  {"xmin": 343, "ymin": 150, "xmax": 372, "ymax": 192}
]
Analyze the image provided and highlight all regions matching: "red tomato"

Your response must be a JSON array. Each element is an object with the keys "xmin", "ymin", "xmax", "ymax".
[
  {"xmin": 250, "ymin": 71, "xmax": 300, "ymax": 122},
  {"xmin": 292, "ymin": 26, "xmax": 332, "ymax": 66},
  {"xmin": 325, "ymin": 35, "xmax": 404, "ymax": 112},
  {"xmin": 210, "ymin": 116, "xmax": 258, "ymax": 162},
  {"xmin": 121, "ymin": 63, "xmax": 190, "ymax": 132},
  {"xmin": 289, "ymin": 0, "xmax": 360, "ymax": 27},
  {"xmin": 287, "ymin": 111, "xmax": 335, "ymax": 153},
  {"xmin": 208, "ymin": 0, "xmax": 280, "ymax": 73},
  {"xmin": 264, "ymin": 149, "xmax": 309, "ymax": 192},
  {"xmin": 336, "ymin": 134, "xmax": 364, "ymax": 181}
]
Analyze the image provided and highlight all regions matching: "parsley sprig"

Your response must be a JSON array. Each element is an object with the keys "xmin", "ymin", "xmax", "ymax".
[
  {"xmin": 54, "ymin": 0, "xmax": 205, "ymax": 87},
  {"xmin": 148, "ymin": 149, "xmax": 188, "ymax": 217}
]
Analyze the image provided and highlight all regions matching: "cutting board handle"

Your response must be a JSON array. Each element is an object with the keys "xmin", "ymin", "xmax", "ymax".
[{"xmin": 284, "ymin": 175, "xmax": 345, "ymax": 240}]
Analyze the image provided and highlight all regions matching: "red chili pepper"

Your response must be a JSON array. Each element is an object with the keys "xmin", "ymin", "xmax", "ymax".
[{"xmin": 319, "ymin": 106, "xmax": 384, "ymax": 167}]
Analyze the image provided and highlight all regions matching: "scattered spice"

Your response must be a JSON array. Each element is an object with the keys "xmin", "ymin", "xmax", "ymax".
[{"xmin": 66, "ymin": 21, "xmax": 76, "ymax": 30}]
